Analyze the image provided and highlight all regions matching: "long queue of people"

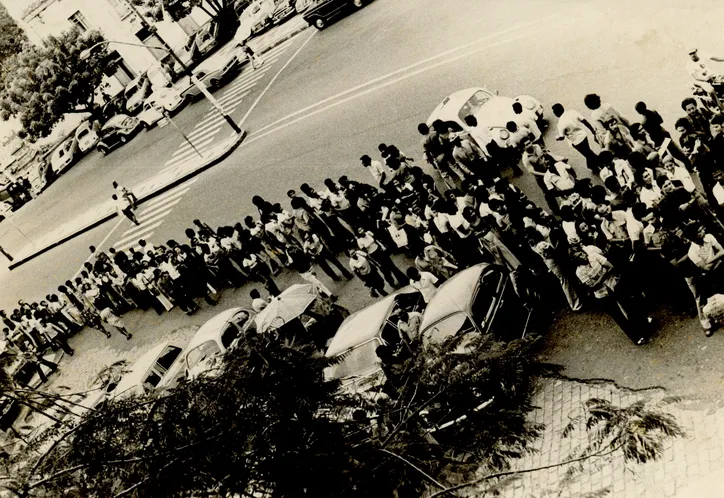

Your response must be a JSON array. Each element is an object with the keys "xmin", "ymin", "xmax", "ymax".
[{"xmin": 6, "ymin": 74, "xmax": 724, "ymax": 384}]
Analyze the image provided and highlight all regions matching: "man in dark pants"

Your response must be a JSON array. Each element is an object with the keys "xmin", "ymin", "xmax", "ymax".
[{"xmin": 302, "ymin": 232, "xmax": 353, "ymax": 282}]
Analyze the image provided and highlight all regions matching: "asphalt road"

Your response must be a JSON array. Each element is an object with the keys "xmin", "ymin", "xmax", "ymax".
[{"xmin": 5, "ymin": 0, "xmax": 724, "ymax": 401}]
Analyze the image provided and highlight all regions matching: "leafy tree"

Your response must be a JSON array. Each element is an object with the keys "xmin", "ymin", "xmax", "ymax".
[
  {"xmin": 3, "ymin": 330, "xmax": 683, "ymax": 498},
  {"xmin": 0, "ymin": 28, "xmax": 108, "ymax": 142},
  {"xmin": 134, "ymin": 0, "xmax": 242, "ymax": 34},
  {"xmin": 0, "ymin": 4, "xmax": 27, "ymax": 73}
]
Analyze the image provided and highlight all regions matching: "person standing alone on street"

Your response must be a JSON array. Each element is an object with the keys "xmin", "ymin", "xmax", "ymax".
[
  {"xmin": 239, "ymin": 42, "xmax": 262, "ymax": 70},
  {"xmin": 113, "ymin": 194, "xmax": 139, "ymax": 226}
]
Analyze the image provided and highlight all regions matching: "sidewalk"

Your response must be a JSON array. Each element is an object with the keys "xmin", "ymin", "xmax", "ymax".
[
  {"xmin": 481, "ymin": 377, "xmax": 724, "ymax": 498},
  {"xmin": 6, "ymin": 17, "xmax": 311, "ymax": 270}
]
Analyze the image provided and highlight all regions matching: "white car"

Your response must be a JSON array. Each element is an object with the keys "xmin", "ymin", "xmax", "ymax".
[
  {"xmin": 184, "ymin": 307, "xmax": 256, "ymax": 379},
  {"xmin": 75, "ymin": 120, "xmax": 100, "ymax": 153},
  {"xmin": 138, "ymin": 88, "xmax": 186, "ymax": 128},
  {"xmin": 124, "ymin": 74, "xmax": 151, "ymax": 115},
  {"xmin": 427, "ymin": 87, "xmax": 544, "ymax": 149},
  {"xmin": 111, "ymin": 342, "xmax": 186, "ymax": 400},
  {"xmin": 50, "ymin": 137, "xmax": 79, "ymax": 174}
]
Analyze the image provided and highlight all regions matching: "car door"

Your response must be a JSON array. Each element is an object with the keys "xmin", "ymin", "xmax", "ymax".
[{"xmin": 103, "ymin": 127, "xmax": 120, "ymax": 148}]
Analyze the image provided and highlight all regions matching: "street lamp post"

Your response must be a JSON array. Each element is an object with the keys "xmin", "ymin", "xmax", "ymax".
[{"xmin": 81, "ymin": 41, "xmax": 242, "ymax": 135}]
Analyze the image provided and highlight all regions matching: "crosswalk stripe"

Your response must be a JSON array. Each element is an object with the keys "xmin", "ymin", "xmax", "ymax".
[
  {"xmin": 116, "ymin": 222, "xmax": 163, "ymax": 247},
  {"xmin": 216, "ymin": 85, "xmax": 252, "ymax": 106},
  {"xmin": 137, "ymin": 208, "xmax": 173, "ymax": 226},
  {"xmin": 220, "ymin": 71, "xmax": 268, "ymax": 95},
  {"xmin": 217, "ymin": 92, "xmax": 248, "ymax": 110},
  {"xmin": 186, "ymin": 120, "xmax": 223, "ymax": 138},
  {"xmin": 136, "ymin": 199, "xmax": 181, "ymax": 222},
  {"xmin": 172, "ymin": 136, "xmax": 215, "ymax": 157},
  {"xmin": 170, "ymin": 143, "xmax": 214, "ymax": 164},
  {"xmin": 186, "ymin": 125, "xmax": 223, "ymax": 143},
  {"xmin": 143, "ymin": 180, "xmax": 197, "ymax": 209},
  {"xmin": 115, "ymin": 236, "xmax": 155, "ymax": 253},
  {"xmin": 218, "ymin": 77, "xmax": 262, "ymax": 100}
]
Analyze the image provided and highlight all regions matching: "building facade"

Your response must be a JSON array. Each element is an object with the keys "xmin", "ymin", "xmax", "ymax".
[{"xmin": 1, "ymin": 0, "xmax": 210, "ymax": 90}]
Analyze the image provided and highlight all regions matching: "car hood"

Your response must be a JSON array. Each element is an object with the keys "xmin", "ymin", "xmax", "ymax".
[{"xmin": 471, "ymin": 96, "xmax": 516, "ymax": 130}]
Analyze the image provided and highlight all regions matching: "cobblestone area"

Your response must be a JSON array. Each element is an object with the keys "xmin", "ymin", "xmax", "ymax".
[{"xmin": 490, "ymin": 378, "xmax": 724, "ymax": 497}]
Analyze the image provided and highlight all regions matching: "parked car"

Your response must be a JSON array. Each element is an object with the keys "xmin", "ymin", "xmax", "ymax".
[
  {"xmin": 0, "ymin": 201, "xmax": 11, "ymax": 221},
  {"xmin": 419, "ymin": 263, "xmax": 535, "ymax": 346},
  {"xmin": 173, "ymin": 33, "xmax": 201, "ymax": 75},
  {"xmin": 96, "ymin": 114, "xmax": 144, "ymax": 155},
  {"xmin": 298, "ymin": 0, "xmax": 368, "ymax": 30},
  {"xmin": 184, "ymin": 307, "xmax": 257, "ymax": 379},
  {"xmin": 49, "ymin": 136, "xmax": 79, "ymax": 174},
  {"xmin": 0, "ymin": 354, "xmax": 59, "ymax": 430},
  {"xmin": 124, "ymin": 74, "xmax": 152, "ymax": 115},
  {"xmin": 75, "ymin": 120, "xmax": 101, "ymax": 153},
  {"xmin": 196, "ymin": 21, "xmax": 222, "ymax": 57},
  {"xmin": 237, "ymin": 0, "xmax": 275, "ymax": 38},
  {"xmin": 271, "ymin": 0, "xmax": 297, "ymax": 24},
  {"xmin": 323, "ymin": 288, "xmax": 423, "ymax": 394},
  {"xmin": 111, "ymin": 342, "xmax": 186, "ymax": 400},
  {"xmin": 427, "ymin": 87, "xmax": 544, "ymax": 149},
  {"xmin": 178, "ymin": 49, "xmax": 245, "ymax": 101},
  {"xmin": 138, "ymin": 87, "xmax": 186, "ymax": 128}
]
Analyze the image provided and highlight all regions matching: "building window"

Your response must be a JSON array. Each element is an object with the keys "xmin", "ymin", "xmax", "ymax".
[{"xmin": 68, "ymin": 11, "xmax": 89, "ymax": 32}]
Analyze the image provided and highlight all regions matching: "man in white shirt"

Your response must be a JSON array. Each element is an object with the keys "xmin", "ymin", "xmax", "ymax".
[
  {"xmin": 552, "ymin": 103, "xmax": 600, "ymax": 170},
  {"xmin": 361, "ymin": 154, "xmax": 394, "ymax": 192},
  {"xmin": 406, "ymin": 267, "xmax": 439, "ymax": 303},
  {"xmin": 687, "ymin": 48, "xmax": 724, "ymax": 87},
  {"xmin": 113, "ymin": 194, "xmax": 139, "ymax": 225},
  {"xmin": 684, "ymin": 224, "xmax": 724, "ymax": 272}
]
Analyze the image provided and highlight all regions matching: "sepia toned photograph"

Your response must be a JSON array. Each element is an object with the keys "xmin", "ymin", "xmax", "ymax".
[{"xmin": 0, "ymin": 0, "xmax": 723, "ymax": 496}]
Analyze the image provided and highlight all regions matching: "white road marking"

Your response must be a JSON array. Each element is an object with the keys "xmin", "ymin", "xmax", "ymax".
[
  {"xmin": 216, "ymin": 92, "xmax": 250, "ymax": 110},
  {"xmin": 115, "ymin": 222, "xmax": 163, "ymax": 247},
  {"xmin": 250, "ymin": 11, "xmax": 568, "ymax": 138},
  {"xmin": 137, "ymin": 208, "xmax": 173, "ymax": 226},
  {"xmin": 246, "ymin": 15, "xmax": 573, "ymax": 144},
  {"xmin": 186, "ymin": 121, "xmax": 223, "ymax": 138},
  {"xmin": 143, "ymin": 180, "xmax": 197, "ymax": 209},
  {"xmin": 238, "ymin": 29, "xmax": 318, "ymax": 128},
  {"xmin": 171, "ymin": 136, "xmax": 215, "ymax": 157}
]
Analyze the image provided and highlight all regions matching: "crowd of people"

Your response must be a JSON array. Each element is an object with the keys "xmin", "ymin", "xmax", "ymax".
[{"xmin": 5, "ymin": 49, "xmax": 724, "ymax": 383}]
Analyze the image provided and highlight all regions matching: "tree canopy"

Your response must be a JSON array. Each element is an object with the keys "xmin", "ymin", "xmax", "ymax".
[
  {"xmin": 0, "ymin": 4, "xmax": 27, "ymax": 72},
  {"xmin": 0, "ymin": 28, "xmax": 108, "ymax": 142},
  {"xmin": 3, "ymin": 327, "xmax": 683, "ymax": 497}
]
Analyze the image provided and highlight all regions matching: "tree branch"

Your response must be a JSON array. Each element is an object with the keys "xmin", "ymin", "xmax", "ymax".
[
  {"xmin": 427, "ymin": 442, "xmax": 625, "ymax": 498},
  {"xmin": 379, "ymin": 449, "xmax": 448, "ymax": 491}
]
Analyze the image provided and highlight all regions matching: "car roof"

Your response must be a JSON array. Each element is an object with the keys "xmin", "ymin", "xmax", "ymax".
[
  {"xmin": 113, "ymin": 342, "xmax": 174, "ymax": 397},
  {"xmin": 102, "ymin": 114, "xmax": 130, "ymax": 129},
  {"xmin": 325, "ymin": 287, "xmax": 417, "ymax": 357},
  {"xmin": 419, "ymin": 263, "xmax": 493, "ymax": 332},
  {"xmin": 186, "ymin": 307, "xmax": 248, "ymax": 352},
  {"xmin": 427, "ymin": 87, "xmax": 483, "ymax": 125}
]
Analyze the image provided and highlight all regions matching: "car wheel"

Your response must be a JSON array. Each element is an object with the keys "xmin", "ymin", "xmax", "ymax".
[
  {"xmin": 353, "ymin": 0, "xmax": 363, "ymax": 7},
  {"xmin": 313, "ymin": 17, "xmax": 326, "ymax": 29},
  {"xmin": 119, "ymin": 135, "xmax": 127, "ymax": 144},
  {"xmin": 99, "ymin": 147, "xmax": 108, "ymax": 156},
  {"xmin": 209, "ymin": 79, "xmax": 219, "ymax": 90}
]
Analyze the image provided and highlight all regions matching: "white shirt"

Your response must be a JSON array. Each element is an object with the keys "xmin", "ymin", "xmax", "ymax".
[
  {"xmin": 613, "ymin": 159, "xmax": 635, "ymax": 189},
  {"xmin": 639, "ymin": 185, "xmax": 662, "ymax": 209},
  {"xmin": 666, "ymin": 166, "xmax": 696, "ymax": 193},
  {"xmin": 687, "ymin": 54, "xmax": 723, "ymax": 83},
  {"xmin": 543, "ymin": 161, "xmax": 575, "ymax": 191},
  {"xmin": 714, "ymin": 183, "xmax": 724, "ymax": 205},
  {"xmin": 368, "ymin": 160, "xmax": 393, "ymax": 186},
  {"xmin": 557, "ymin": 109, "xmax": 588, "ymax": 145},
  {"xmin": 410, "ymin": 272, "xmax": 439, "ymax": 303}
]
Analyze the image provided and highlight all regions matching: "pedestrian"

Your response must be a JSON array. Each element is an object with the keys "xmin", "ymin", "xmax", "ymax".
[
  {"xmin": 552, "ymin": 103, "xmax": 600, "ymax": 170},
  {"xmin": 571, "ymin": 247, "xmax": 649, "ymax": 345},
  {"xmin": 113, "ymin": 181, "xmax": 137, "ymax": 209},
  {"xmin": 250, "ymin": 289, "xmax": 269, "ymax": 313},
  {"xmin": 79, "ymin": 305, "xmax": 111, "ymax": 338},
  {"xmin": 355, "ymin": 228, "xmax": 407, "ymax": 287},
  {"xmin": 302, "ymin": 231, "xmax": 353, "ymax": 281},
  {"xmin": 584, "ymin": 93, "xmax": 630, "ymax": 140},
  {"xmin": 98, "ymin": 303, "xmax": 132, "ymax": 340},
  {"xmin": 406, "ymin": 267, "xmax": 439, "ymax": 303},
  {"xmin": 526, "ymin": 228, "xmax": 583, "ymax": 311},
  {"xmin": 239, "ymin": 41, "xmax": 262, "ymax": 69},
  {"xmin": 37, "ymin": 318, "xmax": 74, "ymax": 355},
  {"xmin": 348, "ymin": 249, "xmax": 387, "ymax": 297},
  {"xmin": 686, "ymin": 48, "xmax": 724, "ymax": 92},
  {"xmin": 682, "ymin": 98, "xmax": 712, "ymax": 138},
  {"xmin": 287, "ymin": 246, "xmax": 335, "ymax": 299},
  {"xmin": 113, "ymin": 194, "xmax": 139, "ymax": 225},
  {"xmin": 242, "ymin": 251, "xmax": 281, "ymax": 296}
]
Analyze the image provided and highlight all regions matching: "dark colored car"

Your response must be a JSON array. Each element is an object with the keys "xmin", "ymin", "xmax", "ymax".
[
  {"xmin": 96, "ymin": 114, "xmax": 144, "ymax": 155},
  {"xmin": 298, "ymin": 0, "xmax": 367, "ymax": 30}
]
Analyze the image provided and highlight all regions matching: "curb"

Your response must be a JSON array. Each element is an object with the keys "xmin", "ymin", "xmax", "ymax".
[{"xmin": 8, "ymin": 130, "xmax": 247, "ymax": 270}]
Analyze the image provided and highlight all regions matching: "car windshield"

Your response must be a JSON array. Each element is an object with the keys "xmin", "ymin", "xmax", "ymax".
[
  {"xmin": 458, "ymin": 90, "xmax": 492, "ymax": 121},
  {"xmin": 470, "ymin": 269, "xmax": 503, "ymax": 329},
  {"xmin": 423, "ymin": 313, "xmax": 475, "ymax": 345},
  {"xmin": 186, "ymin": 341, "xmax": 221, "ymax": 370},
  {"xmin": 77, "ymin": 129, "xmax": 89, "ymax": 140},
  {"xmin": 157, "ymin": 346, "xmax": 182, "ymax": 372},
  {"xmin": 125, "ymin": 81, "xmax": 144, "ymax": 100},
  {"xmin": 326, "ymin": 340, "xmax": 381, "ymax": 381}
]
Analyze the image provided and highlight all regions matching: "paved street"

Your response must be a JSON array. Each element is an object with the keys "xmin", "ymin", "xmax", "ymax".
[{"xmin": 5, "ymin": 0, "xmax": 724, "ymax": 442}]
